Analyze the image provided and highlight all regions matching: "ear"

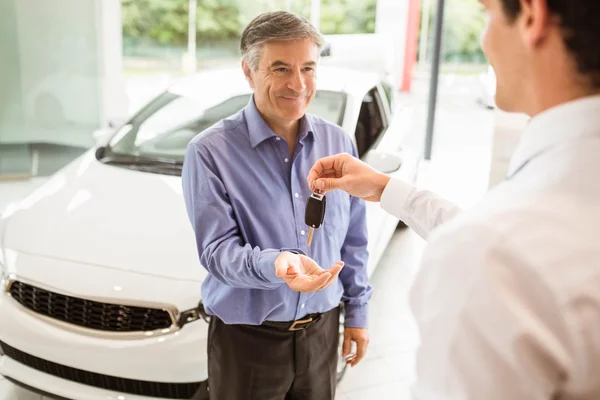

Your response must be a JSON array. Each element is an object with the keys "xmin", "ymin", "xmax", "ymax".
[
  {"xmin": 242, "ymin": 60, "xmax": 255, "ymax": 89},
  {"xmin": 519, "ymin": 0, "xmax": 552, "ymax": 49}
]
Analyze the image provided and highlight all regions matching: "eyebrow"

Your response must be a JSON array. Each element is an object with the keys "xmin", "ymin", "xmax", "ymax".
[
  {"xmin": 269, "ymin": 61, "xmax": 317, "ymax": 68},
  {"xmin": 270, "ymin": 61, "xmax": 290, "ymax": 68}
]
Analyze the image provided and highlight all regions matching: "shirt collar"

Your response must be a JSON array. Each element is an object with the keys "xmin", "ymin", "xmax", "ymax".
[
  {"xmin": 243, "ymin": 95, "xmax": 314, "ymax": 148},
  {"xmin": 507, "ymin": 95, "xmax": 600, "ymax": 178}
]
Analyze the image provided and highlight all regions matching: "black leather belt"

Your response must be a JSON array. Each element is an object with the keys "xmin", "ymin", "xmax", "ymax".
[{"xmin": 262, "ymin": 313, "xmax": 323, "ymax": 331}]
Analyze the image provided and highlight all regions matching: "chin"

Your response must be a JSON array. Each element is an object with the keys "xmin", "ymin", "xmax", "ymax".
[
  {"xmin": 280, "ymin": 108, "xmax": 307, "ymax": 121},
  {"xmin": 495, "ymin": 95, "xmax": 518, "ymax": 114}
]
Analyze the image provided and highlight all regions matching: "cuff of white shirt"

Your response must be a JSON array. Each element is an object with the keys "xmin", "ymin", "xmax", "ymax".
[
  {"xmin": 257, "ymin": 248, "xmax": 306, "ymax": 284},
  {"xmin": 343, "ymin": 303, "xmax": 369, "ymax": 329},
  {"xmin": 380, "ymin": 178, "xmax": 415, "ymax": 220}
]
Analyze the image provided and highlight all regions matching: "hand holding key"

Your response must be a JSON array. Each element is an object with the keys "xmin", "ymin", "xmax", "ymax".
[
  {"xmin": 275, "ymin": 252, "xmax": 344, "ymax": 292},
  {"xmin": 307, "ymin": 153, "xmax": 391, "ymax": 202}
]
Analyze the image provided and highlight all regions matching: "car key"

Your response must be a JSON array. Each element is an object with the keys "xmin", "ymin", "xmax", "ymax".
[{"xmin": 305, "ymin": 191, "xmax": 326, "ymax": 247}]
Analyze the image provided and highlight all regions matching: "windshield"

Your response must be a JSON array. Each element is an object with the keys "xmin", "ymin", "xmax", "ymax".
[{"xmin": 105, "ymin": 90, "xmax": 347, "ymax": 163}]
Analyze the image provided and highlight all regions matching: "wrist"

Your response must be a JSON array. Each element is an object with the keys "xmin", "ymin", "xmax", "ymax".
[{"xmin": 374, "ymin": 173, "xmax": 391, "ymax": 202}]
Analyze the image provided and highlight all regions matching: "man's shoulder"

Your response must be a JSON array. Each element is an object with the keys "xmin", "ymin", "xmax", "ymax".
[
  {"xmin": 188, "ymin": 110, "xmax": 246, "ymax": 151},
  {"xmin": 306, "ymin": 114, "xmax": 352, "ymax": 146},
  {"xmin": 307, "ymin": 114, "xmax": 346, "ymax": 134}
]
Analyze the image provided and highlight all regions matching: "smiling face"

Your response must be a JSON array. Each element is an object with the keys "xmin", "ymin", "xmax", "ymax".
[{"xmin": 243, "ymin": 38, "xmax": 319, "ymax": 125}]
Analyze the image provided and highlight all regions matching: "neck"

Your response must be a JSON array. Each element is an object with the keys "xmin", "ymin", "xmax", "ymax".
[
  {"xmin": 255, "ymin": 102, "xmax": 301, "ymax": 154},
  {"xmin": 267, "ymin": 117, "xmax": 300, "ymax": 144},
  {"xmin": 525, "ymin": 48, "xmax": 600, "ymax": 116},
  {"xmin": 527, "ymin": 79, "xmax": 600, "ymax": 117}
]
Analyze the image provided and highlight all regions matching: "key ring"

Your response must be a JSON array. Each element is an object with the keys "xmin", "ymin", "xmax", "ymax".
[{"xmin": 311, "ymin": 180, "xmax": 323, "ymax": 195}]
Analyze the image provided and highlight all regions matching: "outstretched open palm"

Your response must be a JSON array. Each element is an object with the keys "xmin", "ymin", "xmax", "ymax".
[{"xmin": 275, "ymin": 252, "xmax": 344, "ymax": 292}]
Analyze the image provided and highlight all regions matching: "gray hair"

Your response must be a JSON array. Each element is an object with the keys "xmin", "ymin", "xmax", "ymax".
[{"xmin": 240, "ymin": 11, "xmax": 325, "ymax": 71}]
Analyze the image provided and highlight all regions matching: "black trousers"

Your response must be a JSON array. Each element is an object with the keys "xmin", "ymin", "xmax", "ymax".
[{"xmin": 207, "ymin": 307, "xmax": 340, "ymax": 400}]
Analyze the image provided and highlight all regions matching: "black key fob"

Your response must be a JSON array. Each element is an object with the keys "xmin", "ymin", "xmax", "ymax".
[{"xmin": 305, "ymin": 192, "xmax": 326, "ymax": 228}]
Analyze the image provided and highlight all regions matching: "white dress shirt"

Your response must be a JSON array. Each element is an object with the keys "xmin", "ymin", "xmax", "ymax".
[{"xmin": 381, "ymin": 95, "xmax": 600, "ymax": 400}]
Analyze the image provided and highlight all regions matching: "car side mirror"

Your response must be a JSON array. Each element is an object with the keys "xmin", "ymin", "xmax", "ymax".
[
  {"xmin": 93, "ymin": 128, "xmax": 112, "ymax": 146},
  {"xmin": 364, "ymin": 149, "xmax": 403, "ymax": 174},
  {"xmin": 108, "ymin": 117, "xmax": 128, "ymax": 129}
]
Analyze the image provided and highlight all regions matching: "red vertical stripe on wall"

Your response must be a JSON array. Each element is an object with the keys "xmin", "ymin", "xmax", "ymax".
[{"xmin": 401, "ymin": 0, "xmax": 422, "ymax": 92}]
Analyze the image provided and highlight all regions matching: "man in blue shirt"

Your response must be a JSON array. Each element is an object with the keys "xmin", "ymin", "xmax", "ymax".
[{"xmin": 182, "ymin": 11, "xmax": 371, "ymax": 400}]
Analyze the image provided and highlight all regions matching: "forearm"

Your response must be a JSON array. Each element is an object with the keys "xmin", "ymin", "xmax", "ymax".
[
  {"xmin": 381, "ymin": 178, "xmax": 461, "ymax": 240},
  {"xmin": 182, "ymin": 142, "xmax": 288, "ymax": 290},
  {"xmin": 199, "ymin": 235, "xmax": 285, "ymax": 289}
]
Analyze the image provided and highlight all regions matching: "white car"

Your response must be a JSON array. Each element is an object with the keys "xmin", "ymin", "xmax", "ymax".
[{"xmin": 0, "ymin": 66, "xmax": 418, "ymax": 400}]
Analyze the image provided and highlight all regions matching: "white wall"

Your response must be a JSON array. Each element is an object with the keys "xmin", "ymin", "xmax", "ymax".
[
  {"xmin": 375, "ymin": 0, "xmax": 410, "ymax": 88},
  {"xmin": 0, "ymin": 0, "xmax": 127, "ymax": 149}
]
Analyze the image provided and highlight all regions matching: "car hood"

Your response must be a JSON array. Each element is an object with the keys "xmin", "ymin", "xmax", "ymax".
[{"xmin": 2, "ymin": 151, "xmax": 206, "ymax": 282}]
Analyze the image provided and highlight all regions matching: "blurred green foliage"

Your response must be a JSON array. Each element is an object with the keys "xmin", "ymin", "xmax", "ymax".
[
  {"xmin": 418, "ymin": 0, "xmax": 487, "ymax": 63},
  {"xmin": 122, "ymin": 0, "xmax": 377, "ymax": 46},
  {"xmin": 122, "ymin": 0, "xmax": 487, "ymax": 63}
]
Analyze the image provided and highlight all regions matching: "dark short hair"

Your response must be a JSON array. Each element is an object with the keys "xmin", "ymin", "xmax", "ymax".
[
  {"xmin": 500, "ymin": 0, "xmax": 600, "ymax": 88},
  {"xmin": 240, "ymin": 11, "xmax": 324, "ymax": 70}
]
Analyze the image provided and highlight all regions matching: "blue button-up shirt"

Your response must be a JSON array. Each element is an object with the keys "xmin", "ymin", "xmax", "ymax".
[{"xmin": 182, "ymin": 97, "xmax": 372, "ymax": 328}]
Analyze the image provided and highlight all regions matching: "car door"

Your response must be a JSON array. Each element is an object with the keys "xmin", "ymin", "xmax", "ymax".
[
  {"xmin": 355, "ymin": 83, "xmax": 419, "ymax": 276},
  {"xmin": 353, "ymin": 85, "xmax": 395, "ymax": 275}
]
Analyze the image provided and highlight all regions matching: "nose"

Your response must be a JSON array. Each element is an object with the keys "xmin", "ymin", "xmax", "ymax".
[{"xmin": 287, "ymin": 68, "xmax": 306, "ymax": 93}]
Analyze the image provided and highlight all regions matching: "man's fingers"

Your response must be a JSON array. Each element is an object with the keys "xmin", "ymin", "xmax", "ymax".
[
  {"xmin": 313, "ymin": 176, "xmax": 347, "ymax": 194},
  {"xmin": 299, "ymin": 255, "xmax": 327, "ymax": 275},
  {"xmin": 329, "ymin": 262, "xmax": 344, "ymax": 277},
  {"xmin": 307, "ymin": 155, "xmax": 340, "ymax": 186},
  {"xmin": 274, "ymin": 255, "xmax": 289, "ymax": 278},
  {"xmin": 307, "ymin": 153, "xmax": 352, "ymax": 191},
  {"xmin": 315, "ymin": 274, "xmax": 334, "ymax": 291},
  {"xmin": 314, "ymin": 261, "xmax": 345, "ymax": 291},
  {"xmin": 305, "ymin": 272, "xmax": 331, "ymax": 291},
  {"xmin": 284, "ymin": 272, "xmax": 331, "ymax": 293},
  {"xmin": 351, "ymin": 338, "xmax": 368, "ymax": 367},
  {"xmin": 342, "ymin": 333, "xmax": 352, "ymax": 358}
]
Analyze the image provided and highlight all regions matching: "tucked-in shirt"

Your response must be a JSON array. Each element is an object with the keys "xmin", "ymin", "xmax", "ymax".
[
  {"xmin": 182, "ymin": 96, "xmax": 371, "ymax": 328},
  {"xmin": 381, "ymin": 95, "xmax": 600, "ymax": 399}
]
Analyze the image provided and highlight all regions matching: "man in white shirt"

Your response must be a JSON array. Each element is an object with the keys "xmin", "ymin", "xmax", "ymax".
[{"xmin": 304, "ymin": 0, "xmax": 600, "ymax": 398}]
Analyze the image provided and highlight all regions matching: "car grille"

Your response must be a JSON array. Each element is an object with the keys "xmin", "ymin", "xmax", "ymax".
[
  {"xmin": 0, "ymin": 340, "xmax": 205, "ymax": 399},
  {"xmin": 8, "ymin": 281, "xmax": 174, "ymax": 332}
]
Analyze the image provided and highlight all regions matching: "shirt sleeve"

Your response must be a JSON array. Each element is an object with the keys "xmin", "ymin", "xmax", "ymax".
[
  {"xmin": 339, "ymin": 138, "xmax": 372, "ymax": 329},
  {"xmin": 409, "ymin": 222, "xmax": 568, "ymax": 400},
  {"xmin": 380, "ymin": 178, "xmax": 461, "ymax": 240},
  {"xmin": 182, "ymin": 141, "xmax": 290, "ymax": 290}
]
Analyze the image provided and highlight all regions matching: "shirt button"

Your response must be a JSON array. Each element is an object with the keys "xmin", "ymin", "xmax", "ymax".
[
  {"xmin": 284, "ymin": 158, "xmax": 289, "ymax": 163},
  {"xmin": 300, "ymin": 230, "xmax": 305, "ymax": 235},
  {"xmin": 301, "ymin": 304, "xmax": 305, "ymax": 309},
  {"xmin": 294, "ymin": 193, "xmax": 299, "ymax": 198},
  {"xmin": 276, "ymin": 137, "xmax": 281, "ymax": 141}
]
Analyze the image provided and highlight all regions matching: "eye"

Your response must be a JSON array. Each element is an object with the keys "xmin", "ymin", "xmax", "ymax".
[
  {"xmin": 274, "ymin": 67, "xmax": 288, "ymax": 73},
  {"xmin": 304, "ymin": 67, "xmax": 315, "ymax": 72}
]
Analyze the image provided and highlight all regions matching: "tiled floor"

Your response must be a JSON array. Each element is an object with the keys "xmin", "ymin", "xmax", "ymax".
[{"xmin": 0, "ymin": 72, "xmax": 496, "ymax": 399}]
